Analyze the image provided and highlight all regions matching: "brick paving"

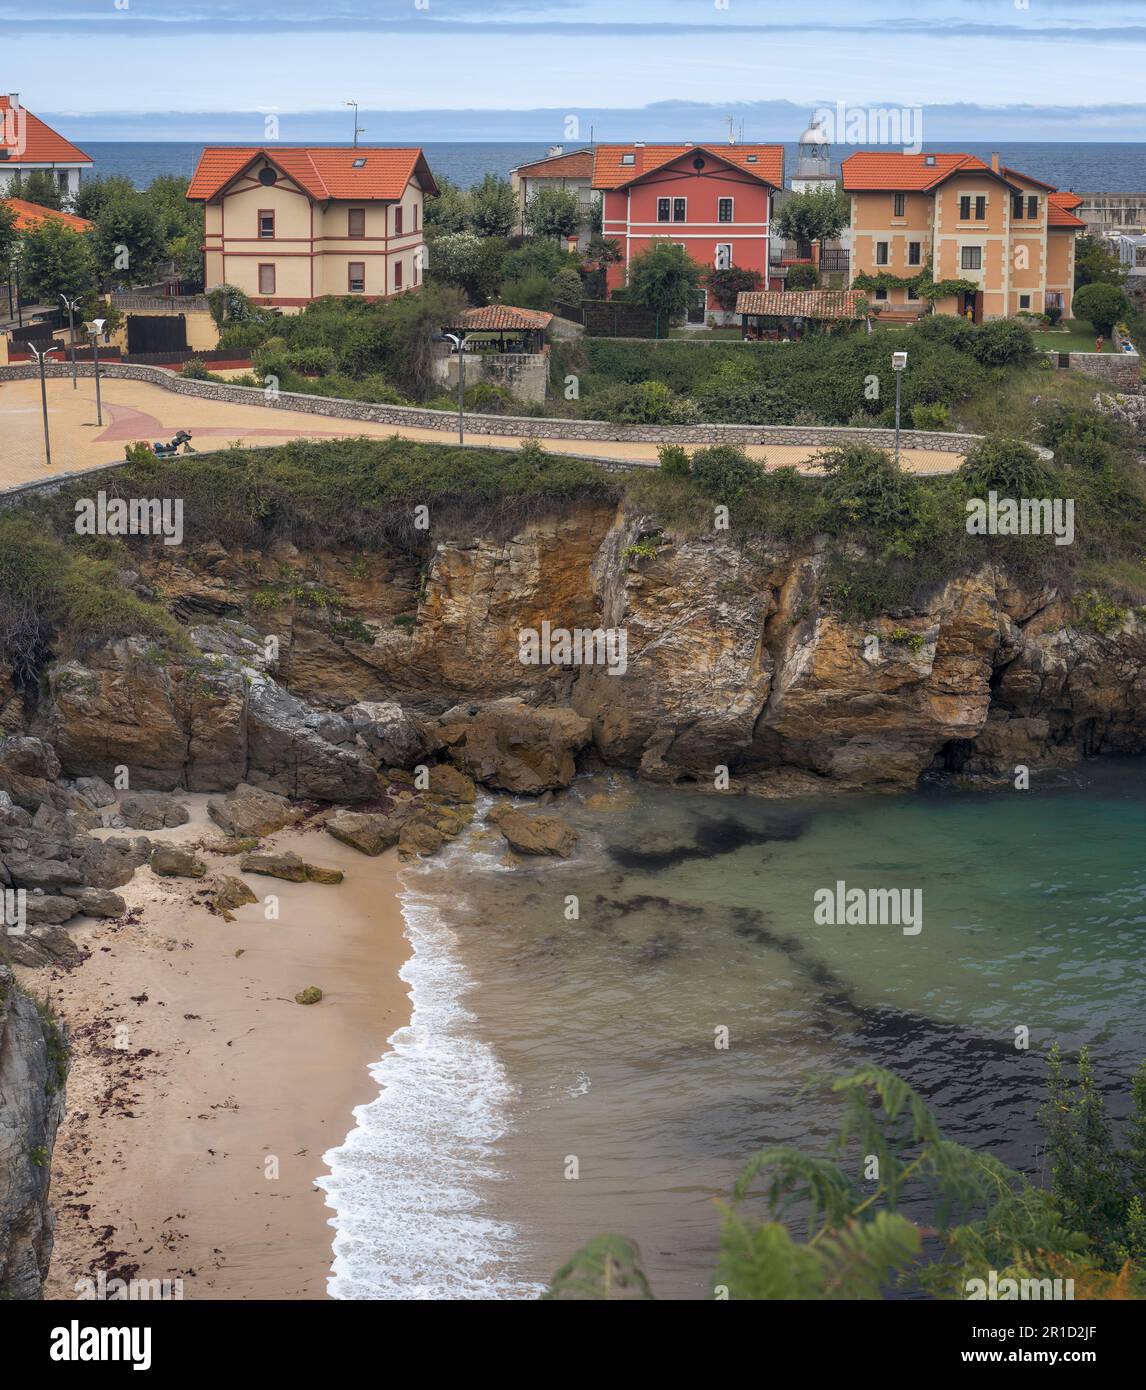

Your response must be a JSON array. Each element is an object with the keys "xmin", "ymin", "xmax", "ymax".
[{"xmin": 0, "ymin": 376, "xmax": 963, "ymax": 491}]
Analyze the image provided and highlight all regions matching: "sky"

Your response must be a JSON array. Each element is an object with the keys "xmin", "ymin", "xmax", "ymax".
[{"xmin": 4, "ymin": 0, "xmax": 1146, "ymax": 141}]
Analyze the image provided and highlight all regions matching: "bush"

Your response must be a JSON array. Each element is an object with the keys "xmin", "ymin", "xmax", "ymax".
[
  {"xmin": 1073, "ymin": 283, "xmax": 1131, "ymax": 338},
  {"xmin": 914, "ymin": 313, "xmax": 977, "ymax": 353},
  {"xmin": 690, "ymin": 445, "xmax": 760, "ymax": 502},
  {"xmin": 592, "ymin": 380, "xmax": 699, "ymax": 425},
  {"xmin": 657, "ymin": 444, "xmax": 691, "ymax": 478},
  {"xmin": 958, "ymin": 437, "xmax": 1054, "ymax": 498},
  {"xmin": 971, "ymin": 319, "xmax": 1034, "ymax": 366},
  {"xmin": 463, "ymin": 381, "xmax": 515, "ymax": 415},
  {"xmin": 552, "ymin": 268, "xmax": 584, "ymax": 306},
  {"xmin": 500, "ymin": 273, "xmax": 556, "ymax": 311},
  {"xmin": 785, "ymin": 263, "xmax": 820, "ymax": 291},
  {"xmin": 910, "ymin": 402, "xmax": 951, "ymax": 430}
]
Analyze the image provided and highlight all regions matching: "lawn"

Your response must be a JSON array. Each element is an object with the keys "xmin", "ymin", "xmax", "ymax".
[{"xmin": 1035, "ymin": 319, "xmax": 1116, "ymax": 353}]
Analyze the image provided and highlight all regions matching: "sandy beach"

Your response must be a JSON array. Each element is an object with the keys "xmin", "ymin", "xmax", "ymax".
[{"xmin": 16, "ymin": 794, "xmax": 411, "ymax": 1301}]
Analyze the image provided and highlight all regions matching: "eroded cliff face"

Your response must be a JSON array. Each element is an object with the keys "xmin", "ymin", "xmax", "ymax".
[
  {"xmin": 23, "ymin": 499, "xmax": 1146, "ymax": 796},
  {"xmin": 0, "ymin": 966, "xmax": 66, "ymax": 1299}
]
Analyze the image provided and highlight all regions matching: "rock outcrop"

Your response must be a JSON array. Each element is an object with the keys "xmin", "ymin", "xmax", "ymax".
[
  {"xmin": 488, "ymin": 805, "xmax": 580, "ymax": 858},
  {"xmin": 439, "ymin": 699, "xmax": 592, "ymax": 794},
  {"xmin": 0, "ymin": 966, "xmax": 66, "ymax": 1299}
]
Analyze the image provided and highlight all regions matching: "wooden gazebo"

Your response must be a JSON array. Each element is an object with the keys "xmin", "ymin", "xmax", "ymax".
[
  {"xmin": 451, "ymin": 304, "xmax": 554, "ymax": 354},
  {"xmin": 734, "ymin": 289, "xmax": 866, "ymax": 341}
]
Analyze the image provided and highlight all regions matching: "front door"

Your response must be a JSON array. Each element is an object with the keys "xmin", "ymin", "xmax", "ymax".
[
  {"xmin": 686, "ymin": 291, "xmax": 706, "ymax": 325},
  {"xmin": 960, "ymin": 291, "xmax": 981, "ymax": 324}
]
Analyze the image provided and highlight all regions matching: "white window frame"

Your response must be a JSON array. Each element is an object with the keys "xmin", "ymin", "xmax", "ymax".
[
  {"xmin": 961, "ymin": 245, "xmax": 982, "ymax": 271},
  {"xmin": 715, "ymin": 243, "xmax": 733, "ymax": 269},
  {"xmin": 717, "ymin": 196, "xmax": 734, "ymax": 224},
  {"xmin": 657, "ymin": 197, "xmax": 671, "ymax": 223},
  {"xmin": 672, "ymin": 197, "xmax": 687, "ymax": 223},
  {"xmin": 875, "ymin": 241, "xmax": 889, "ymax": 266}
]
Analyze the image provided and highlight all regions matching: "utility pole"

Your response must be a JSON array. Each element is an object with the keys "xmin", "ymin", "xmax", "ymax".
[
  {"xmin": 27, "ymin": 342, "xmax": 58, "ymax": 467},
  {"xmin": 892, "ymin": 350, "xmax": 908, "ymax": 468}
]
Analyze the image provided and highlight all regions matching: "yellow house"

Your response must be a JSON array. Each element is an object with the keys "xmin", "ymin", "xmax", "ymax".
[
  {"xmin": 187, "ymin": 146, "xmax": 437, "ymax": 310},
  {"xmin": 842, "ymin": 152, "xmax": 1084, "ymax": 322}
]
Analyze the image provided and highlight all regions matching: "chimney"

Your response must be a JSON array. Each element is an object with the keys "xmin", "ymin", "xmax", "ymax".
[{"xmin": 991, "ymin": 151, "xmax": 1000, "ymax": 174}]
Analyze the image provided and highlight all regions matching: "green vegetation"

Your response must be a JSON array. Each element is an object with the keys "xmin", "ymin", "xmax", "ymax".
[
  {"xmin": 1072, "ymin": 283, "xmax": 1132, "ymax": 339},
  {"xmin": 773, "ymin": 184, "xmax": 851, "ymax": 247},
  {"xmin": 623, "ymin": 241, "xmax": 703, "ymax": 324},
  {"xmin": 546, "ymin": 1061, "xmax": 1146, "ymax": 1300}
]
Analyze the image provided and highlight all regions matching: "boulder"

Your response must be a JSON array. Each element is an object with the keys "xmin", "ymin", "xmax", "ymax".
[
  {"xmin": 200, "ymin": 835, "xmax": 261, "ymax": 856},
  {"xmin": 239, "ymin": 850, "xmax": 308, "ymax": 883},
  {"xmin": 213, "ymin": 876, "xmax": 258, "ymax": 917},
  {"xmin": 0, "ymin": 736, "xmax": 63, "ymax": 813},
  {"xmin": 117, "ymin": 792, "xmax": 191, "ymax": 832},
  {"xmin": 398, "ymin": 820, "xmax": 447, "ymax": 859},
  {"xmin": 73, "ymin": 776, "xmax": 118, "ymax": 809},
  {"xmin": 294, "ymin": 986, "xmax": 323, "ymax": 1005},
  {"xmin": 245, "ymin": 675, "xmax": 379, "ymax": 802},
  {"xmin": 444, "ymin": 700, "xmax": 591, "ymax": 794},
  {"xmin": 422, "ymin": 764, "xmax": 477, "ymax": 805},
  {"xmin": 0, "ymin": 826, "xmax": 138, "ymax": 894},
  {"xmin": 488, "ymin": 805, "xmax": 580, "ymax": 858},
  {"xmin": 0, "ymin": 792, "xmax": 33, "ymax": 829},
  {"xmin": 207, "ymin": 784, "xmax": 299, "ymax": 839},
  {"xmin": 150, "ymin": 846, "xmax": 206, "ymax": 879},
  {"xmin": 344, "ymin": 701, "xmax": 429, "ymax": 769},
  {"xmin": 326, "ymin": 810, "xmax": 404, "ymax": 856},
  {"xmin": 71, "ymin": 888, "xmax": 127, "ymax": 919},
  {"xmin": 305, "ymin": 863, "xmax": 344, "ymax": 886}
]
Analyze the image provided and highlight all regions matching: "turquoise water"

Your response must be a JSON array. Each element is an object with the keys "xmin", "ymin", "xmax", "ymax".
[{"xmin": 327, "ymin": 760, "xmax": 1146, "ymax": 1299}]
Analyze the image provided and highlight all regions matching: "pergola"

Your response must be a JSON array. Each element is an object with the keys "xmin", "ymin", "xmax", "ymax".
[
  {"xmin": 449, "ymin": 304, "xmax": 554, "ymax": 354},
  {"xmin": 735, "ymin": 289, "xmax": 866, "ymax": 340}
]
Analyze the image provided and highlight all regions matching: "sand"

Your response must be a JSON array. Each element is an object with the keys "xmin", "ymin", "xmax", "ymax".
[{"xmin": 17, "ymin": 794, "xmax": 411, "ymax": 1301}]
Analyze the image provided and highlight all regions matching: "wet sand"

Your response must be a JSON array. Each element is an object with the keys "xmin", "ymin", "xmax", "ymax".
[{"xmin": 18, "ymin": 794, "xmax": 410, "ymax": 1301}]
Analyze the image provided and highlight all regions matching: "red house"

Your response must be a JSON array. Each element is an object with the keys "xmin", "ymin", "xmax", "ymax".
[{"xmin": 592, "ymin": 143, "xmax": 785, "ymax": 311}]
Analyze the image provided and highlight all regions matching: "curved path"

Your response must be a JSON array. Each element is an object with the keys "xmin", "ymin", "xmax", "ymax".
[{"xmin": 0, "ymin": 376, "xmax": 964, "ymax": 491}]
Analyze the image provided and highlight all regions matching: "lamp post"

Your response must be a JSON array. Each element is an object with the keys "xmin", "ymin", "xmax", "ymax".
[
  {"xmin": 60, "ymin": 292, "xmax": 80, "ymax": 388},
  {"xmin": 433, "ymin": 332, "xmax": 467, "ymax": 444},
  {"xmin": 87, "ymin": 317, "xmax": 107, "ymax": 427},
  {"xmin": 12, "ymin": 247, "xmax": 23, "ymax": 330},
  {"xmin": 345, "ymin": 101, "xmax": 364, "ymax": 148},
  {"xmin": 26, "ymin": 342, "xmax": 59, "ymax": 468},
  {"xmin": 891, "ymin": 350, "xmax": 908, "ymax": 469}
]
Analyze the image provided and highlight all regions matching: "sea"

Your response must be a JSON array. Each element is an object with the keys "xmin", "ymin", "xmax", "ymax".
[
  {"xmin": 315, "ymin": 759, "xmax": 1146, "ymax": 1300},
  {"xmin": 82, "ymin": 141, "xmax": 1146, "ymax": 193}
]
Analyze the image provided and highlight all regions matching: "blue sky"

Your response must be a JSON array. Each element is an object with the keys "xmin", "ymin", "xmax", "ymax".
[{"xmin": 5, "ymin": 0, "xmax": 1146, "ymax": 141}]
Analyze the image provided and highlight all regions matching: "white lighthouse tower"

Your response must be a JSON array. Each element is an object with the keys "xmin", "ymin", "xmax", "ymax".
[{"xmin": 791, "ymin": 112, "xmax": 835, "ymax": 194}]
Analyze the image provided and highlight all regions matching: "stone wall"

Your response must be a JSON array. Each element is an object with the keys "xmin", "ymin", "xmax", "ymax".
[
  {"xmin": 0, "ymin": 360, "xmax": 983, "ymax": 455},
  {"xmin": 433, "ymin": 351, "xmax": 549, "ymax": 405},
  {"xmin": 1041, "ymin": 350, "xmax": 1141, "ymax": 388}
]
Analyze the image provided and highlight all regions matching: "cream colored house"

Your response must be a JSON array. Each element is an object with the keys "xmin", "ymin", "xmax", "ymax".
[
  {"xmin": 842, "ymin": 152, "xmax": 1084, "ymax": 321},
  {"xmin": 187, "ymin": 146, "xmax": 437, "ymax": 309}
]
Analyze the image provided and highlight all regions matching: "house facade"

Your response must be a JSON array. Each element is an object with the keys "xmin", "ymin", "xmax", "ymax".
[
  {"xmin": 842, "ymin": 152, "xmax": 1084, "ymax": 321},
  {"xmin": 509, "ymin": 146, "xmax": 597, "ymax": 237},
  {"xmin": 187, "ymin": 146, "xmax": 437, "ymax": 310},
  {"xmin": 592, "ymin": 143, "xmax": 784, "ymax": 309},
  {"xmin": 0, "ymin": 94, "xmax": 92, "ymax": 200}
]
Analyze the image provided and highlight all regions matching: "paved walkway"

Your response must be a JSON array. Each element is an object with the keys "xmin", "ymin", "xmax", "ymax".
[{"xmin": 0, "ymin": 376, "xmax": 964, "ymax": 491}]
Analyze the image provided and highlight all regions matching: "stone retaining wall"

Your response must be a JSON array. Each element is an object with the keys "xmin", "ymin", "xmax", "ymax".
[
  {"xmin": 1041, "ymin": 349, "xmax": 1141, "ymax": 388},
  {"xmin": 0, "ymin": 360, "xmax": 981, "ymax": 455}
]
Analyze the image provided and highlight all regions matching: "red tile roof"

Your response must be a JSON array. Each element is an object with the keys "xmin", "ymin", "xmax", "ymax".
[
  {"xmin": 2, "ymin": 197, "xmax": 92, "ymax": 233},
  {"xmin": 512, "ymin": 149, "xmax": 593, "ymax": 179},
  {"xmin": 735, "ymin": 289, "xmax": 865, "ymax": 320},
  {"xmin": 841, "ymin": 152, "xmax": 996, "ymax": 191},
  {"xmin": 1048, "ymin": 193, "xmax": 1086, "ymax": 229},
  {"xmin": 0, "ymin": 96, "xmax": 91, "ymax": 167},
  {"xmin": 187, "ymin": 146, "xmax": 438, "ymax": 202},
  {"xmin": 457, "ymin": 305, "xmax": 553, "ymax": 332},
  {"xmin": 593, "ymin": 143, "xmax": 783, "ymax": 190}
]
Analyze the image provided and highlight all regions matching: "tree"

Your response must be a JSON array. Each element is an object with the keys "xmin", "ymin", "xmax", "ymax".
[
  {"xmin": 785, "ymin": 263, "xmax": 820, "ymax": 291},
  {"xmin": 72, "ymin": 175, "xmax": 138, "ymax": 223},
  {"xmin": 774, "ymin": 184, "xmax": 850, "ymax": 247},
  {"xmin": 18, "ymin": 219, "xmax": 97, "ymax": 300},
  {"xmin": 525, "ymin": 185, "xmax": 581, "ymax": 241},
  {"xmin": 706, "ymin": 265, "xmax": 761, "ymax": 311},
  {"xmin": 585, "ymin": 235, "xmax": 622, "ymax": 268},
  {"xmin": 1074, "ymin": 235, "xmax": 1126, "ymax": 290},
  {"xmin": 552, "ymin": 268, "xmax": 584, "ymax": 305},
  {"xmin": 1073, "ymin": 281, "xmax": 1131, "ymax": 337},
  {"xmin": 0, "ymin": 201, "xmax": 18, "ymax": 280},
  {"xmin": 11, "ymin": 169, "xmax": 63, "ymax": 211},
  {"xmin": 92, "ymin": 194, "xmax": 167, "ymax": 286},
  {"xmin": 625, "ymin": 241, "xmax": 702, "ymax": 324},
  {"xmin": 469, "ymin": 174, "xmax": 517, "ymax": 238},
  {"xmin": 377, "ymin": 282, "xmax": 467, "ymax": 401},
  {"xmin": 424, "ymin": 175, "xmax": 471, "ymax": 234}
]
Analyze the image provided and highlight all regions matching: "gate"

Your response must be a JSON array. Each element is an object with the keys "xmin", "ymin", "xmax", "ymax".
[{"xmin": 126, "ymin": 314, "xmax": 188, "ymax": 354}]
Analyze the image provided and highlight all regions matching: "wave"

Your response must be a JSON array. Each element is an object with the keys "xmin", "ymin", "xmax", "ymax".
[{"xmin": 317, "ymin": 869, "xmax": 542, "ymax": 1300}]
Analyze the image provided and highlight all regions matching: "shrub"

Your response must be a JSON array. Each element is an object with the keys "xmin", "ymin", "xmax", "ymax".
[
  {"xmin": 552, "ymin": 268, "xmax": 584, "ymax": 305},
  {"xmin": 785, "ymin": 263, "xmax": 820, "ymax": 291},
  {"xmin": 971, "ymin": 319, "xmax": 1034, "ymax": 366},
  {"xmin": 910, "ymin": 402, "xmax": 951, "ymax": 430},
  {"xmin": 1073, "ymin": 283, "xmax": 1131, "ymax": 338},
  {"xmin": 690, "ymin": 445, "xmax": 760, "ymax": 502},
  {"xmin": 500, "ymin": 273, "xmax": 556, "ymax": 311},
  {"xmin": 463, "ymin": 381, "xmax": 515, "ymax": 415},
  {"xmin": 816, "ymin": 444, "xmax": 923, "ymax": 538},
  {"xmin": 914, "ymin": 313, "xmax": 977, "ymax": 353},
  {"xmin": 657, "ymin": 444, "xmax": 691, "ymax": 478},
  {"xmin": 958, "ymin": 437, "xmax": 1054, "ymax": 499}
]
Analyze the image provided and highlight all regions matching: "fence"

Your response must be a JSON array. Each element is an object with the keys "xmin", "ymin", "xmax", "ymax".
[
  {"xmin": 110, "ymin": 293, "xmax": 211, "ymax": 312},
  {"xmin": 580, "ymin": 299, "xmax": 663, "ymax": 339},
  {"xmin": 819, "ymin": 249, "xmax": 851, "ymax": 274}
]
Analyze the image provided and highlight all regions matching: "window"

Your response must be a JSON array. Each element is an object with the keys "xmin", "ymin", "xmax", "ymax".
[
  {"xmin": 621, "ymin": 153, "xmax": 635, "ymax": 165},
  {"xmin": 348, "ymin": 208, "xmax": 366, "ymax": 238},
  {"xmin": 395, "ymin": 206, "xmax": 404, "ymax": 236},
  {"xmin": 258, "ymin": 211, "xmax": 275, "ymax": 239},
  {"xmin": 1012, "ymin": 194, "xmax": 1024, "ymax": 220},
  {"xmin": 959, "ymin": 196, "xmax": 971, "ymax": 219},
  {"xmin": 908, "ymin": 241, "xmax": 921, "ymax": 266},
  {"xmin": 875, "ymin": 241, "xmax": 889, "ymax": 266},
  {"xmin": 348, "ymin": 262, "xmax": 365, "ymax": 293},
  {"xmin": 1027, "ymin": 195, "xmax": 1038, "ymax": 220},
  {"xmin": 394, "ymin": 260, "xmax": 403, "ymax": 290},
  {"xmin": 875, "ymin": 288, "xmax": 888, "ymax": 301},
  {"xmin": 893, "ymin": 193, "xmax": 906, "ymax": 217},
  {"xmin": 413, "ymin": 257, "xmax": 419, "ymax": 285},
  {"xmin": 975, "ymin": 196, "xmax": 986, "ymax": 220},
  {"xmin": 352, "ymin": 157, "xmax": 367, "ymax": 168},
  {"xmin": 1019, "ymin": 294, "xmax": 1031, "ymax": 309},
  {"xmin": 715, "ymin": 243, "xmax": 732, "ymax": 269},
  {"xmin": 907, "ymin": 286, "xmax": 920, "ymax": 300},
  {"xmin": 673, "ymin": 197, "xmax": 686, "ymax": 223},
  {"xmin": 657, "ymin": 197, "xmax": 671, "ymax": 223},
  {"xmin": 718, "ymin": 197, "xmax": 734, "ymax": 223},
  {"xmin": 924, "ymin": 154, "xmax": 936, "ymax": 167},
  {"xmin": 746, "ymin": 154, "xmax": 758, "ymax": 163},
  {"xmin": 961, "ymin": 246, "xmax": 982, "ymax": 271},
  {"xmin": 257, "ymin": 263, "xmax": 276, "ymax": 295},
  {"xmin": 414, "ymin": 203, "xmax": 419, "ymax": 230}
]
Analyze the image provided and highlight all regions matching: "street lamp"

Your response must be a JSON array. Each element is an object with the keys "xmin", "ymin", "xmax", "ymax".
[
  {"xmin": 60, "ymin": 292, "xmax": 81, "ymax": 389},
  {"xmin": 433, "ymin": 332, "xmax": 467, "ymax": 444},
  {"xmin": 891, "ymin": 350, "xmax": 908, "ymax": 468},
  {"xmin": 87, "ymin": 317, "xmax": 107, "ymax": 427},
  {"xmin": 345, "ymin": 101, "xmax": 364, "ymax": 148},
  {"xmin": 26, "ymin": 342, "xmax": 60, "ymax": 468},
  {"xmin": 11, "ymin": 246, "xmax": 23, "ymax": 330}
]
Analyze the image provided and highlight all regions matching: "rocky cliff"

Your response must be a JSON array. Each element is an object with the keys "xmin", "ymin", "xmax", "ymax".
[{"xmin": 0, "ymin": 966, "xmax": 66, "ymax": 1299}]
